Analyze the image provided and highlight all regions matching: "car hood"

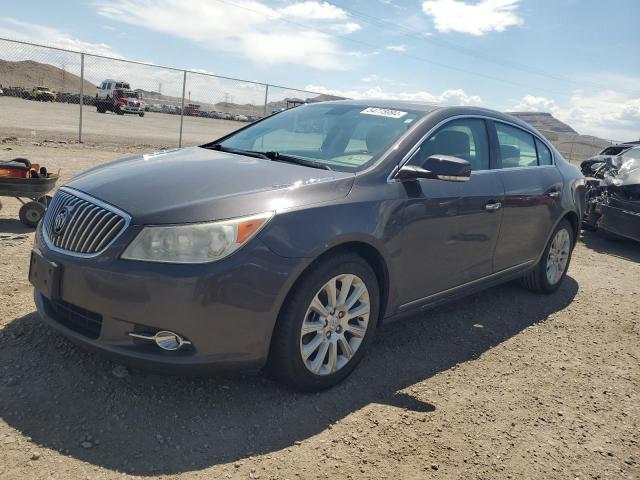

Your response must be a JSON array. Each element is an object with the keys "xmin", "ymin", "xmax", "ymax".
[{"xmin": 66, "ymin": 146, "xmax": 354, "ymax": 224}]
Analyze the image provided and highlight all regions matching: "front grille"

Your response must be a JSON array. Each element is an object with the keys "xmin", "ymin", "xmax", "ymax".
[
  {"xmin": 44, "ymin": 189, "xmax": 127, "ymax": 255},
  {"xmin": 43, "ymin": 297, "xmax": 103, "ymax": 339}
]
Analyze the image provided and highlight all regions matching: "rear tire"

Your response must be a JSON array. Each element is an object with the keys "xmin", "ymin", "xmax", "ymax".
[
  {"xmin": 139, "ymin": 112, "xmax": 144, "ymax": 117},
  {"xmin": 268, "ymin": 253, "xmax": 380, "ymax": 392},
  {"xmin": 520, "ymin": 219, "xmax": 574, "ymax": 294},
  {"xmin": 19, "ymin": 201, "xmax": 46, "ymax": 228}
]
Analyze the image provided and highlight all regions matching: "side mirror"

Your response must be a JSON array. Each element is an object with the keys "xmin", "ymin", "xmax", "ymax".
[{"xmin": 396, "ymin": 155, "xmax": 471, "ymax": 182}]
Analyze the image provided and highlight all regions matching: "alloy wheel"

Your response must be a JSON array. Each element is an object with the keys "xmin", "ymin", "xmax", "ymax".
[
  {"xmin": 546, "ymin": 228, "xmax": 571, "ymax": 285},
  {"xmin": 299, "ymin": 274, "xmax": 370, "ymax": 376}
]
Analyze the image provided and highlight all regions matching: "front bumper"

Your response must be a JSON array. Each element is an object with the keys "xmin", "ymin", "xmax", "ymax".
[
  {"xmin": 120, "ymin": 105, "xmax": 143, "ymax": 113},
  {"xmin": 32, "ymin": 225, "xmax": 309, "ymax": 373}
]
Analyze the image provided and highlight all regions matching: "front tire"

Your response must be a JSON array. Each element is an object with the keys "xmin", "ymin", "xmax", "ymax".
[
  {"xmin": 268, "ymin": 253, "xmax": 380, "ymax": 391},
  {"xmin": 520, "ymin": 219, "xmax": 574, "ymax": 294}
]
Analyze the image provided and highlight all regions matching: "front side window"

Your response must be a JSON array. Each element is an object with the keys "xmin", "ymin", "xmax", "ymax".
[
  {"xmin": 218, "ymin": 104, "xmax": 427, "ymax": 172},
  {"xmin": 411, "ymin": 118, "xmax": 490, "ymax": 171},
  {"xmin": 496, "ymin": 123, "xmax": 538, "ymax": 168}
]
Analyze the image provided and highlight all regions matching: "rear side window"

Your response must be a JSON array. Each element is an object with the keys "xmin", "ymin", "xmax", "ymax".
[
  {"xmin": 496, "ymin": 123, "xmax": 538, "ymax": 168},
  {"xmin": 536, "ymin": 138, "xmax": 553, "ymax": 165},
  {"xmin": 414, "ymin": 118, "xmax": 490, "ymax": 171}
]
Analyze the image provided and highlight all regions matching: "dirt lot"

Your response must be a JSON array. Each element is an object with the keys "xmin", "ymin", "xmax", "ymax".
[
  {"xmin": 0, "ymin": 139, "xmax": 638, "ymax": 480},
  {"xmin": 0, "ymin": 96, "xmax": 242, "ymax": 148}
]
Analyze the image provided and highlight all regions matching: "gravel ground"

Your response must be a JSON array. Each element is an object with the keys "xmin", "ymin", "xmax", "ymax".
[
  {"xmin": 0, "ymin": 139, "xmax": 638, "ymax": 480},
  {"xmin": 0, "ymin": 96, "xmax": 242, "ymax": 148}
]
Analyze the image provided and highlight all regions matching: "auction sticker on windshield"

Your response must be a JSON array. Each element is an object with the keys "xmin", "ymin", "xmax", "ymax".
[{"xmin": 360, "ymin": 107, "xmax": 407, "ymax": 119}]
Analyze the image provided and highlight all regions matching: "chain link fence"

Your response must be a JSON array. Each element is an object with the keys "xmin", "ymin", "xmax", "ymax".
[
  {"xmin": 0, "ymin": 37, "xmax": 344, "ymax": 148},
  {"xmin": 0, "ymin": 37, "xmax": 622, "ymax": 161},
  {"xmin": 538, "ymin": 129, "xmax": 618, "ymax": 165}
]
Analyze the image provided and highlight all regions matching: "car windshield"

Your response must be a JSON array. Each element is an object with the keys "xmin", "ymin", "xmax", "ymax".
[
  {"xmin": 620, "ymin": 147, "xmax": 640, "ymax": 161},
  {"xmin": 216, "ymin": 103, "xmax": 427, "ymax": 172},
  {"xmin": 601, "ymin": 146, "xmax": 629, "ymax": 155},
  {"xmin": 117, "ymin": 90, "xmax": 139, "ymax": 98}
]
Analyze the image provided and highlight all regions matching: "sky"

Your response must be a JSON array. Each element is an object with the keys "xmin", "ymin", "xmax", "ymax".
[{"xmin": 0, "ymin": 0, "xmax": 639, "ymax": 141}]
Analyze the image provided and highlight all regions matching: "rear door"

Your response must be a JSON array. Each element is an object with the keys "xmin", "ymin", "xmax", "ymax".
[
  {"xmin": 395, "ymin": 117, "xmax": 505, "ymax": 306},
  {"xmin": 490, "ymin": 121, "xmax": 564, "ymax": 271}
]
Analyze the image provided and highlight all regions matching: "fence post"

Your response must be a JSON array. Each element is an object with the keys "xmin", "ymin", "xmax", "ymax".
[
  {"xmin": 263, "ymin": 84, "xmax": 269, "ymax": 117},
  {"xmin": 569, "ymin": 135, "xmax": 575, "ymax": 163},
  {"xmin": 179, "ymin": 70, "xmax": 187, "ymax": 147},
  {"xmin": 79, "ymin": 53, "xmax": 84, "ymax": 143}
]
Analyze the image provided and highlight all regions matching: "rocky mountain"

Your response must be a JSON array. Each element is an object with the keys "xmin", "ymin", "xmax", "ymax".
[
  {"xmin": 507, "ymin": 111, "xmax": 577, "ymax": 134},
  {"xmin": 0, "ymin": 59, "xmax": 96, "ymax": 94}
]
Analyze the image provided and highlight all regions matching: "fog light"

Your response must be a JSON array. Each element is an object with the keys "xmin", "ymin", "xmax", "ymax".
[
  {"xmin": 128, "ymin": 330, "xmax": 191, "ymax": 351},
  {"xmin": 154, "ymin": 331, "xmax": 187, "ymax": 351}
]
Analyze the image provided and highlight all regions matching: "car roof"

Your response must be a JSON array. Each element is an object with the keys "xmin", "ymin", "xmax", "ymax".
[{"xmin": 314, "ymin": 99, "xmax": 541, "ymax": 135}]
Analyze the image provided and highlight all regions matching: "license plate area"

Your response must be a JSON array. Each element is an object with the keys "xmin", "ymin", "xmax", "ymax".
[{"xmin": 29, "ymin": 250, "xmax": 62, "ymax": 300}]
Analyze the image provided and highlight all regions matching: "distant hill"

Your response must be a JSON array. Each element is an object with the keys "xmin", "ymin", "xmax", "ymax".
[
  {"xmin": 507, "ymin": 111, "xmax": 577, "ymax": 134},
  {"xmin": 0, "ymin": 59, "xmax": 96, "ymax": 94}
]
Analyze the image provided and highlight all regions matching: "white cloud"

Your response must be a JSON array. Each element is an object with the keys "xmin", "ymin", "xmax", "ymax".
[
  {"xmin": 512, "ymin": 94, "xmax": 560, "ymax": 114},
  {"xmin": 512, "ymin": 92, "xmax": 640, "ymax": 141},
  {"xmin": 329, "ymin": 22, "xmax": 362, "ymax": 34},
  {"xmin": 421, "ymin": 0, "xmax": 523, "ymax": 35},
  {"xmin": 385, "ymin": 44, "xmax": 407, "ymax": 52},
  {"xmin": 0, "ymin": 17, "xmax": 121, "ymax": 57},
  {"xmin": 361, "ymin": 74, "xmax": 380, "ymax": 82},
  {"xmin": 305, "ymin": 84, "xmax": 482, "ymax": 105},
  {"xmin": 96, "ymin": 0, "xmax": 360, "ymax": 69},
  {"xmin": 280, "ymin": 1, "xmax": 347, "ymax": 20}
]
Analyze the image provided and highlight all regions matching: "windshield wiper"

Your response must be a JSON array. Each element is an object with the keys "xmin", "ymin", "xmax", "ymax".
[
  {"xmin": 207, "ymin": 144, "xmax": 331, "ymax": 170},
  {"xmin": 263, "ymin": 151, "xmax": 332, "ymax": 171},
  {"xmin": 207, "ymin": 143, "xmax": 269, "ymax": 160}
]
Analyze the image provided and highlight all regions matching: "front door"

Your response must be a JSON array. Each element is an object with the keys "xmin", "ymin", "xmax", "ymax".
[{"xmin": 395, "ymin": 117, "xmax": 505, "ymax": 307}]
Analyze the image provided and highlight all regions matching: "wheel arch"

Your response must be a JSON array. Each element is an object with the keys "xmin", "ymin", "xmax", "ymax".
[
  {"xmin": 562, "ymin": 210, "xmax": 580, "ymax": 246},
  {"xmin": 275, "ymin": 240, "xmax": 391, "ymax": 330}
]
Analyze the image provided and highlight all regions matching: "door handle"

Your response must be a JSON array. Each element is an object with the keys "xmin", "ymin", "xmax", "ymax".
[
  {"xmin": 485, "ymin": 201, "xmax": 502, "ymax": 211},
  {"xmin": 548, "ymin": 190, "xmax": 561, "ymax": 198}
]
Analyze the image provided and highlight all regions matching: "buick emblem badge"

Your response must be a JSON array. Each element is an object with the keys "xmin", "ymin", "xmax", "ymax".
[{"xmin": 53, "ymin": 208, "xmax": 70, "ymax": 235}]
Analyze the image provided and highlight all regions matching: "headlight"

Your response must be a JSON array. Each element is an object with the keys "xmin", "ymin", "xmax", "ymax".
[{"xmin": 121, "ymin": 211, "xmax": 274, "ymax": 263}]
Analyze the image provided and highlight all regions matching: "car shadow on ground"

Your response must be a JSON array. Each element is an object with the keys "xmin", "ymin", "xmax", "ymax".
[
  {"xmin": 0, "ymin": 277, "xmax": 578, "ymax": 476},
  {"xmin": 580, "ymin": 229, "xmax": 639, "ymax": 263},
  {"xmin": 0, "ymin": 218, "xmax": 32, "ymax": 235}
]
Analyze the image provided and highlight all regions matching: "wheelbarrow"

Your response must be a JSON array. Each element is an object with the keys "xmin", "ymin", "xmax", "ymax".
[{"xmin": 0, "ymin": 165, "xmax": 59, "ymax": 227}]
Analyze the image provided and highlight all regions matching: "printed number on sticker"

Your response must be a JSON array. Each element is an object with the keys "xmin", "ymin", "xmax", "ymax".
[{"xmin": 360, "ymin": 107, "xmax": 408, "ymax": 119}]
